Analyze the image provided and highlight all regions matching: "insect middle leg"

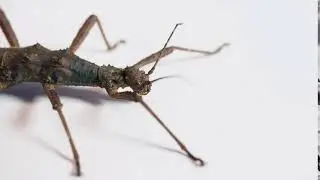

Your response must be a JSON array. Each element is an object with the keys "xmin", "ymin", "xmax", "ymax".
[
  {"xmin": 69, "ymin": 14, "xmax": 126, "ymax": 53},
  {"xmin": 133, "ymin": 43, "xmax": 230, "ymax": 68},
  {"xmin": 0, "ymin": 8, "xmax": 82, "ymax": 176}
]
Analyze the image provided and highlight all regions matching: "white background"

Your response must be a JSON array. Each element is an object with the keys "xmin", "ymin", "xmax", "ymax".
[{"xmin": 0, "ymin": 0, "xmax": 316, "ymax": 180}]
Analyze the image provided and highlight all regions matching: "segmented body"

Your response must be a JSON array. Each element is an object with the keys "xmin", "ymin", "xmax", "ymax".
[{"xmin": 0, "ymin": 43, "xmax": 124, "ymax": 89}]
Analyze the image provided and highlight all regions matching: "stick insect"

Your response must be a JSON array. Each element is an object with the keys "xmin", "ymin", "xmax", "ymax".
[{"xmin": 0, "ymin": 8, "xmax": 229, "ymax": 176}]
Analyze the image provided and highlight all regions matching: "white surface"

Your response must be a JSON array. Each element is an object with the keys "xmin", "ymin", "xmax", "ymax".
[{"xmin": 0, "ymin": 1, "xmax": 316, "ymax": 180}]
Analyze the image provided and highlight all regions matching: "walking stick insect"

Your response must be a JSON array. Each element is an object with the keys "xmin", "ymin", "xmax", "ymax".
[{"xmin": 0, "ymin": 8, "xmax": 229, "ymax": 176}]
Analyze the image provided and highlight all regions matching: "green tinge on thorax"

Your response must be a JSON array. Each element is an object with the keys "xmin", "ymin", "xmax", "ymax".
[{"xmin": 67, "ymin": 55, "xmax": 101, "ymax": 86}]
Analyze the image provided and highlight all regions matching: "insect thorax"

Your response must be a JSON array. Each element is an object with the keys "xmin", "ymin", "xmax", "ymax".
[
  {"xmin": 98, "ymin": 64, "xmax": 127, "ymax": 90},
  {"xmin": 0, "ymin": 43, "xmax": 131, "ymax": 89}
]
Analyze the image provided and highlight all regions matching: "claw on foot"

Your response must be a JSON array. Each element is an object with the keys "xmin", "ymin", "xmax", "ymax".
[{"xmin": 108, "ymin": 39, "xmax": 126, "ymax": 51}]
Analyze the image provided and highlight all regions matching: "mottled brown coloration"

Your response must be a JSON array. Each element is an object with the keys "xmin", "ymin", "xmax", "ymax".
[{"xmin": 0, "ymin": 8, "xmax": 229, "ymax": 176}]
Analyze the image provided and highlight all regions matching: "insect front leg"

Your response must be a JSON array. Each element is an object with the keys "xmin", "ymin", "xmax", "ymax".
[
  {"xmin": 42, "ymin": 84, "xmax": 81, "ymax": 176},
  {"xmin": 69, "ymin": 14, "xmax": 126, "ymax": 53},
  {"xmin": 107, "ymin": 89, "xmax": 142, "ymax": 102},
  {"xmin": 107, "ymin": 89, "xmax": 205, "ymax": 166},
  {"xmin": 133, "ymin": 43, "xmax": 230, "ymax": 68}
]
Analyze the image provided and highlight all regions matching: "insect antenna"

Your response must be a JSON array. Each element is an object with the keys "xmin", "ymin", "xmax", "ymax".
[
  {"xmin": 151, "ymin": 75, "xmax": 181, "ymax": 84},
  {"xmin": 147, "ymin": 23, "xmax": 183, "ymax": 75},
  {"xmin": 139, "ymin": 98, "xmax": 205, "ymax": 166}
]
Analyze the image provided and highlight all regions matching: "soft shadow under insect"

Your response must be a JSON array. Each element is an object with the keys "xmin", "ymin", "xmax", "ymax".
[
  {"xmin": 25, "ymin": 133, "xmax": 73, "ymax": 163},
  {"xmin": 109, "ymin": 131, "xmax": 205, "ymax": 166}
]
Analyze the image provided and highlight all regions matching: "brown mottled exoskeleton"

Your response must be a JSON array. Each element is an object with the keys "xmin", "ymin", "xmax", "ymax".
[{"xmin": 0, "ymin": 8, "xmax": 229, "ymax": 176}]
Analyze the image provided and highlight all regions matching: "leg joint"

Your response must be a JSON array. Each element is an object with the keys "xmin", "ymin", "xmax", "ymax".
[{"xmin": 52, "ymin": 103, "xmax": 63, "ymax": 110}]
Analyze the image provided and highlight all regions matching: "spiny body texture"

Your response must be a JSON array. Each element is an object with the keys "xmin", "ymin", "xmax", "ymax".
[{"xmin": 0, "ymin": 43, "xmax": 141, "ymax": 92}]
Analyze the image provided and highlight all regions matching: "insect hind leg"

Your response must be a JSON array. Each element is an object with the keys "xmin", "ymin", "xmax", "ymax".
[{"xmin": 0, "ymin": 8, "xmax": 20, "ymax": 47}]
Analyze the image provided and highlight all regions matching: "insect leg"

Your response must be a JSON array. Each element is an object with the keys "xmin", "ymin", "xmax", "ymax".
[
  {"xmin": 139, "ymin": 99, "xmax": 205, "ymax": 166},
  {"xmin": 107, "ymin": 90, "xmax": 205, "ymax": 166},
  {"xmin": 0, "ymin": 8, "xmax": 20, "ymax": 47},
  {"xmin": 107, "ymin": 90, "xmax": 142, "ymax": 102},
  {"xmin": 69, "ymin": 14, "xmax": 126, "ymax": 53},
  {"xmin": 0, "ymin": 8, "xmax": 19, "ymax": 92},
  {"xmin": 133, "ymin": 43, "xmax": 229, "ymax": 68},
  {"xmin": 1, "ymin": 7, "xmax": 81, "ymax": 175},
  {"xmin": 42, "ymin": 84, "xmax": 81, "ymax": 176}
]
